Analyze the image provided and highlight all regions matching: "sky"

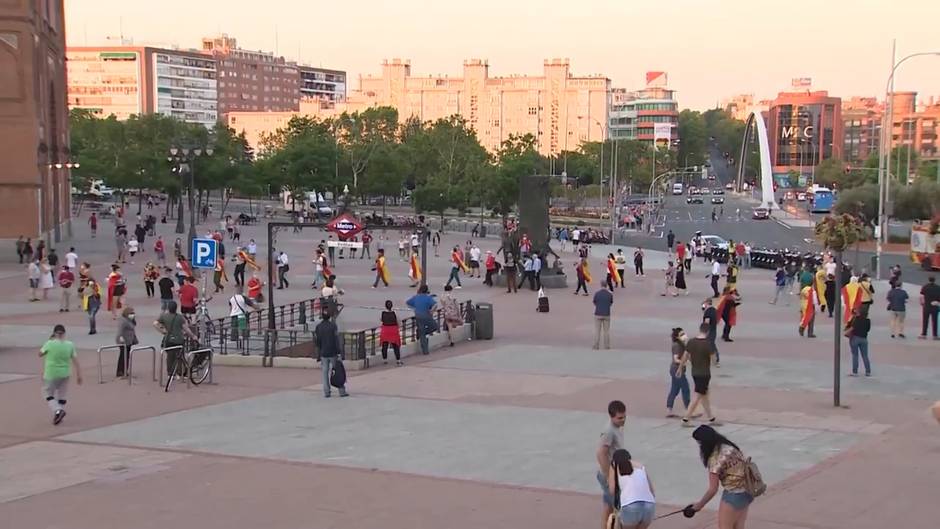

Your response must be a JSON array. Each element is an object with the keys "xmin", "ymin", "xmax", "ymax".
[{"xmin": 65, "ymin": 0, "xmax": 940, "ymax": 110}]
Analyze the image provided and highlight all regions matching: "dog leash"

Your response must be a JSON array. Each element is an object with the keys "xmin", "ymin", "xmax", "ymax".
[{"xmin": 653, "ymin": 507, "xmax": 685, "ymax": 520}]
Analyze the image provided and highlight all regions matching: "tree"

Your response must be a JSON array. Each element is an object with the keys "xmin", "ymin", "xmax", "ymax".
[
  {"xmin": 677, "ymin": 110, "xmax": 708, "ymax": 167},
  {"xmin": 787, "ymin": 170, "xmax": 801, "ymax": 189},
  {"xmin": 258, "ymin": 117, "xmax": 337, "ymax": 212},
  {"xmin": 335, "ymin": 106, "xmax": 399, "ymax": 194},
  {"xmin": 834, "ymin": 184, "xmax": 878, "ymax": 224}
]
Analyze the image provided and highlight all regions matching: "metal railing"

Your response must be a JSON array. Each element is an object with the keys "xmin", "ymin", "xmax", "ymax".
[
  {"xmin": 96, "ymin": 344, "xmax": 159, "ymax": 385},
  {"xmin": 207, "ymin": 297, "xmax": 320, "ymax": 356},
  {"xmin": 97, "ymin": 345, "xmax": 124, "ymax": 384}
]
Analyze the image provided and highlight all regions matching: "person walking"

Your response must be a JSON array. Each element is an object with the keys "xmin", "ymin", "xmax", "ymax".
[
  {"xmin": 27, "ymin": 259, "xmax": 41, "ymax": 301},
  {"xmin": 605, "ymin": 253, "xmax": 620, "ymax": 292},
  {"xmin": 88, "ymin": 212, "xmax": 98, "ymax": 238},
  {"xmin": 154, "ymin": 236, "xmax": 166, "ymax": 266},
  {"xmin": 592, "ymin": 285, "xmax": 613, "ymax": 350},
  {"xmin": 80, "ymin": 275, "xmax": 101, "ymax": 335},
  {"xmin": 666, "ymin": 230, "xmax": 675, "ymax": 255},
  {"xmin": 615, "ymin": 249, "xmax": 627, "ymax": 287},
  {"xmin": 372, "ymin": 248, "xmax": 390, "ymax": 288},
  {"xmin": 143, "ymin": 262, "xmax": 158, "ymax": 298},
  {"xmin": 702, "ymin": 297, "xmax": 720, "ymax": 367},
  {"xmin": 770, "ymin": 264, "xmax": 787, "ymax": 305},
  {"xmin": 158, "ymin": 268, "xmax": 175, "ymax": 312},
  {"xmin": 484, "ymin": 250, "xmax": 498, "ymax": 287},
  {"xmin": 106, "ymin": 264, "xmax": 126, "ymax": 319},
  {"xmin": 675, "ymin": 262, "xmax": 688, "ymax": 296},
  {"xmin": 39, "ymin": 258, "xmax": 55, "ymax": 300},
  {"xmin": 228, "ymin": 285, "xmax": 256, "ymax": 352},
  {"xmin": 379, "ymin": 300, "xmax": 403, "ymax": 366},
  {"xmin": 607, "ymin": 449, "xmax": 656, "ymax": 529},
  {"xmin": 154, "ymin": 301, "xmax": 196, "ymax": 379},
  {"xmin": 661, "ymin": 261, "xmax": 677, "ymax": 297},
  {"xmin": 784, "ymin": 260, "xmax": 798, "ymax": 295},
  {"xmin": 679, "ymin": 323, "xmax": 718, "ymax": 426},
  {"xmin": 115, "ymin": 306, "xmax": 138, "ymax": 378},
  {"xmin": 15, "ymin": 235, "xmax": 25, "ymax": 263},
  {"xmin": 247, "ymin": 272, "xmax": 264, "ymax": 304},
  {"xmin": 708, "ymin": 260, "xmax": 721, "ymax": 298},
  {"xmin": 212, "ymin": 259, "xmax": 228, "ymax": 293},
  {"xmin": 407, "ymin": 285, "xmax": 439, "ymax": 355},
  {"xmin": 886, "ymin": 281, "xmax": 909, "ymax": 338},
  {"xmin": 666, "ymin": 327, "xmax": 691, "ymax": 418},
  {"xmin": 360, "ymin": 231, "xmax": 373, "ymax": 260},
  {"xmin": 596, "ymin": 400, "xmax": 627, "ymax": 529},
  {"xmin": 276, "ymin": 251, "xmax": 290, "ymax": 289},
  {"xmin": 798, "ymin": 282, "xmax": 818, "ymax": 338},
  {"xmin": 518, "ymin": 254, "xmax": 536, "ymax": 291},
  {"xmin": 574, "ymin": 257, "xmax": 590, "ymax": 296},
  {"xmin": 39, "ymin": 324, "xmax": 83, "ymax": 425},
  {"xmin": 469, "ymin": 243, "xmax": 482, "ymax": 279},
  {"xmin": 920, "ymin": 276, "xmax": 940, "ymax": 339},
  {"xmin": 717, "ymin": 287, "xmax": 740, "ymax": 342},
  {"xmin": 445, "ymin": 246, "xmax": 466, "ymax": 289},
  {"xmin": 233, "ymin": 249, "xmax": 247, "ymax": 287},
  {"xmin": 504, "ymin": 252, "xmax": 518, "ymax": 293},
  {"xmin": 312, "ymin": 249, "xmax": 327, "ymax": 289},
  {"xmin": 846, "ymin": 307, "xmax": 872, "ymax": 377},
  {"xmin": 676, "ymin": 241, "xmax": 686, "ymax": 271},
  {"xmin": 633, "ymin": 247, "xmax": 644, "ymax": 277},
  {"xmin": 686, "ymin": 425, "xmax": 756, "ymax": 528},
  {"xmin": 23, "ymin": 237, "xmax": 34, "ymax": 263},
  {"xmin": 57, "ymin": 265, "xmax": 74, "ymax": 312}
]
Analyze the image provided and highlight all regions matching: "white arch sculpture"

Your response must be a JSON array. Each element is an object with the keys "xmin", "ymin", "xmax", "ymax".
[{"xmin": 737, "ymin": 112, "xmax": 779, "ymax": 210}]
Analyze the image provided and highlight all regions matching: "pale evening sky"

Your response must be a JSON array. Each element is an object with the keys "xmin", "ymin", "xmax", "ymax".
[{"xmin": 66, "ymin": 0, "xmax": 940, "ymax": 110}]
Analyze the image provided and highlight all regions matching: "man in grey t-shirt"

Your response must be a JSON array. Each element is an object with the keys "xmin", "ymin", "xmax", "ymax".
[{"xmin": 596, "ymin": 400, "xmax": 626, "ymax": 526}]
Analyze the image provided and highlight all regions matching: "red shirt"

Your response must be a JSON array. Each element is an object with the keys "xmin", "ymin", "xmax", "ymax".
[
  {"xmin": 247, "ymin": 278, "xmax": 261, "ymax": 298},
  {"xmin": 58, "ymin": 270, "xmax": 74, "ymax": 288},
  {"xmin": 735, "ymin": 243, "xmax": 745, "ymax": 256},
  {"xmin": 676, "ymin": 243, "xmax": 686, "ymax": 260},
  {"xmin": 179, "ymin": 283, "xmax": 198, "ymax": 308}
]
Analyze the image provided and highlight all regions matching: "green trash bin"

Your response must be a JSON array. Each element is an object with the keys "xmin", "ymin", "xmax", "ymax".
[{"xmin": 474, "ymin": 302, "xmax": 494, "ymax": 340}]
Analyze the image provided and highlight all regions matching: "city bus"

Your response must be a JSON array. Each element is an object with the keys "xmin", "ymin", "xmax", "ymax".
[{"xmin": 807, "ymin": 185, "xmax": 834, "ymax": 213}]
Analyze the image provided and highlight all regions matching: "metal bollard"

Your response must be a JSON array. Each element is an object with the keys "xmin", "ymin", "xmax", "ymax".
[
  {"xmin": 97, "ymin": 345, "xmax": 124, "ymax": 384},
  {"xmin": 127, "ymin": 345, "xmax": 157, "ymax": 386}
]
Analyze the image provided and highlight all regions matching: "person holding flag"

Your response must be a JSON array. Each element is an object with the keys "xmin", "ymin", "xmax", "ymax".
[
  {"xmin": 574, "ymin": 256, "xmax": 591, "ymax": 296},
  {"xmin": 717, "ymin": 286, "xmax": 741, "ymax": 342},
  {"xmin": 799, "ymin": 282, "xmax": 817, "ymax": 337},
  {"xmin": 814, "ymin": 266, "xmax": 828, "ymax": 315},
  {"xmin": 606, "ymin": 253, "xmax": 621, "ymax": 291},
  {"xmin": 372, "ymin": 248, "xmax": 390, "ymax": 288},
  {"xmin": 446, "ymin": 246, "xmax": 468, "ymax": 289},
  {"xmin": 409, "ymin": 250, "xmax": 423, "ymax": 288},
  {"xmin": 842, "ymin": 277, "xmax": 863, "ymax": 324}
]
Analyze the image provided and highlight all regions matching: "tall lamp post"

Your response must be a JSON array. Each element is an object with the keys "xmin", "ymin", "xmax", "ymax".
[
  {"xmin": 876, "ymin": 50, "xmax": 940, "ymax": 279},
  {"xmin": 168, "ymin": 145, "xmax": 213, "ymax": 250}
]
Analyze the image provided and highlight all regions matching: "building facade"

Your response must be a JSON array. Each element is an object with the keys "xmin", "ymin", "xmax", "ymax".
[
  {"xmin": 766, "ymin": 90, "xmax": 843, "ymax": 185},
  {"xmin": 0, "ymin": 0, "xmax": 72, "ymax": 245},
  {"xmin": 230, "ymin": 58, "xmax": 610, "ymax": 156},
  {"xmin": 200, "ymin": 34, "xmax": 299, "ymax": 117},
  {"xmin": 299, "ymin": 65, "xmax": 346, "ymax": 102},
  {"xmin": 609, "ymin": 72, "xmax": 679, "ymax": 144},
  {"xmin": 842, "ymin": 96, "xmax": 882, "ymax": 164},
  {"xmin": 841, "ymin": 93, "xmax": 939, "ymax": 169},
  {"xmin": 67, "ymin": 46, "xmax": 218, "ymax": 126}
]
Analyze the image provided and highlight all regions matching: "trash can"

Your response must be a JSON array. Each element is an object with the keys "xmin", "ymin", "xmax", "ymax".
[
  {"xmin": 480, "ymin": 225, "xmax": 487, "ymax": 238},
  {"xmin": 474, "ymin": 302, "xmax": 494, "ymax": 340}
]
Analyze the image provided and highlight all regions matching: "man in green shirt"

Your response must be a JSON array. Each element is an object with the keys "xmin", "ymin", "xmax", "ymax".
[{"xmin": 39, "ymin": 324, "xmax": 82, "ymax": 425}]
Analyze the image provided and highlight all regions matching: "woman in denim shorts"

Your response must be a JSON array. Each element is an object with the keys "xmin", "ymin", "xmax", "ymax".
[
  {"xmin": 688, "ymin": 425, "xmax": 754, "ymax": 528},
  {"xmin": 607, "ymin": 449, "xmax": 656, "ymax": 528}
]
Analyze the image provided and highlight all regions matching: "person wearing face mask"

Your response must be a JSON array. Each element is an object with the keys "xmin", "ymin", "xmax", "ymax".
[
  {"xmin": 115, "ymin": 306, "xmax": 138, "ymax": 378},
  {"xmin": 666, "ymin": 327, "xmax": 691, "ymax": 418}
]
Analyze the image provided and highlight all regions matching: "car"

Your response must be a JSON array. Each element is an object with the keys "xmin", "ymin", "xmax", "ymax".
[
  {"xmin": 711, "ymin": 196, "xmax": 724, "ymax": 204},
  {"xmin": 796, "ymin": 192, "xmax": 807, "ymax": 202},
  {"xmin": 783, "ymin": 191, "xmax": 795, "ymax": 201},
  {"xmin": 700, "ymin": 235, "xmax": 730, "ymax": 251},
  {"xmin": 707, "ymin": 173, "xmax": 716, "ymax": 180},
  {"xmin": 689, "ymin": 188, "xmax": 702, "ymax": 195},
  {"xmin": 687, "ymin": 196, "xmax": 704, "ymax": 204},
  {"xmin": 724, "ymin": 182, "xmax": 734, "ymax": 190},
  {"xmin": 752, "ymin": 207, "xmax": 770, "ymax": 220},
  {"xmin": 711, "ymin": 189, "xmax": 724, "ymax": 195}
]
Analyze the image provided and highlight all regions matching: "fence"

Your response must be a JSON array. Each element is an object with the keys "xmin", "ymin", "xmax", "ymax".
[
  {"xmin": 263, "ymin": 299, "xmax": 475, "ymax": 363},
  {"xmin": 207, "ymin": 297, "xmax": 320, "ymax": 356}
]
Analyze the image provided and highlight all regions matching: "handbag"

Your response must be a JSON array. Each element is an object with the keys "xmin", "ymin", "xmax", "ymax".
[{"xmin": 329, "ymin": 358, "xmax": 347, "ymax": 388}]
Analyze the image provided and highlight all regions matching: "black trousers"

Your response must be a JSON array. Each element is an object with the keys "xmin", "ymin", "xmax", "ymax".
[
  {"xmin": 617, "ymin": 269, "xmax": 625, "ymax": 287},
  {"xmin": 924, "ymin": 306, "xmax": 939, "ymax": 337},
  {"xmin": 635, "ymin": 261, "xmax": 644, "ymax": 275},
  {"xmin": 722, "ymin": 322, "xmax": 733, "ymax": 340},
  {"xmin": 381, "ymin": 342, "xmax": 401, "ymax": 361},
  {"xmin": 234, "ymin": 263, "xmax": 246, "ymax": 286},
  {"xmin": 117, "ymin": 345, "xmax": 130, "ymax": 376},
  {"xmin": 484, "ymin": 269, "xmax": 494, "ymax": 286},
  {"xmin": 711, "ymin": 276, "xmax": 720, "ymax": 297},
  {"xmin": 145, "ymin": 281, "xmax": 154, "ymax": 297},
  {"xmin": 575, "ymin": 277, "xmax": 588, "ymax": 294},
  {"xmin": 278, "ymin": 267, "xmax": 289, "ymax": 288}
]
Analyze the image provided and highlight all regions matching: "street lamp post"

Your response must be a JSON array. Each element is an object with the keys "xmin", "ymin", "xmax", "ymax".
[
  {"xmin": 876, "ymin": 49, "xmax": 940, "ymax": 279},
  {"xmin": 168, "ymin": 145, "xmax": 214, "ymax": 251}
]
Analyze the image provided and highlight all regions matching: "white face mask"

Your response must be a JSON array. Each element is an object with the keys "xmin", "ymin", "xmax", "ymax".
[{"xmin": 128, "ymin": 314, "xmax": 135, "ymax": 320}]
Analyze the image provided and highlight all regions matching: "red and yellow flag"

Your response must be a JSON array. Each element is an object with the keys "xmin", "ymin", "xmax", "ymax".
[
  {"xmin": 842, "ymin": 282, "xmax": 862, "ymax": 323},
  {"xmin": 607, "ymin": 258, "xmax": 621, "ymax": 287},
  {"xmin": 376, "ymin": 255, "xmax": 390, "ymax": 284},
  {"xmin": 582, "ymin": 261, "xmax": 593, "ymax": 284},
  {"xmin": 409, "ymin": 254, "xmax": 422, "ymax": 282},
  {"xmin": 800, "ymin": 285, "xmax": 816, "ymax": 328},
  {"xmin": 452, "ymin": 251, "xmax": 469, "ymax": 273}
]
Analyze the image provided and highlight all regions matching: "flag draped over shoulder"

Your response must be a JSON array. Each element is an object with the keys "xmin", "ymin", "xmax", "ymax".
[
  {"xmin": 376, "ymin": 255, "xmax": 390, "ymax": 284},
  {"xmin": 800, "ymin": 285, "xmax": 816, "ymax": 328},
  {"xmin": 409, "ymin": 254, "xmax": 422, "ymax": 281},
  {"xmin": 842, "ymin": 282, "xmax": 862, "ymax": 323},
  {"xmin": 607, "ymin": 258, "xmax": 620, "ymax": 286},
  {"xmin": 452, "ymin": 251, "xmax": 469, "ymax": 273}
]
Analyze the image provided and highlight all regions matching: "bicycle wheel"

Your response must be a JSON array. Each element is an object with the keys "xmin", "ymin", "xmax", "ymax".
[
  {"xmin": 165, "ymin": 353, "xmax": 182, "ymax": 392},
  {"xmin": 189, "ymin": 351, "xmax": 211, "ymax": 385}
]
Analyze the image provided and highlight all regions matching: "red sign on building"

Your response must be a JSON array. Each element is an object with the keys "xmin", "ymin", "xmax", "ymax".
[{"xmin": 326, "ymin": 213, "xmax": 364, "ymax": 240}]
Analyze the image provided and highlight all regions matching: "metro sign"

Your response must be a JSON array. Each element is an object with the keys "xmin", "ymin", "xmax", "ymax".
[{"xmin": 326, "ymin": 213, "xmax": 364, "ymax": 240}]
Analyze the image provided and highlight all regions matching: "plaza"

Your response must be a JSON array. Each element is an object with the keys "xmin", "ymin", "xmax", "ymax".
[{"xmin": 0, "ymin": 211, "xmax": 938, "ymax": 529}]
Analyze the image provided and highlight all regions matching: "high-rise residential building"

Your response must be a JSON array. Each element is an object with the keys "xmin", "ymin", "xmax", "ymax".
[
  {"xmin": 67, "ymin": 46, "xmax": 218, "ymax": 127},
  {"xmin": 841, "ymin": 93, "xmax": 939, "ymax": 167},
  {"xmin": 842, "ymin": 97, "xmax": 882, "ymax": 164},
  {"xmin": 766, "ymin": 89, "xmax": 843, "ymax": 185},
  {"xmin": 228, "ymin": 58, "xmax": 610, "ymax": 156},
  {"xmin": 199, "ymin": 34, "xmax": 300, "ymax": 116},
  {"xmin": 609, "ymin": 72, "xmax": 679, "ymax": 144},
  {"xmin": 0, "ymin": 0, "xmax": 72, "ymax": 244},
  {"xmin": 299, "ymin": 65, "xmax": 346, "ymax": 102}
]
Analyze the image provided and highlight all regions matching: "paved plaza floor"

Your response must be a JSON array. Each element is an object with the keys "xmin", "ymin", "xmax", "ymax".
[{"xmin": 1, "ymin": 213, "xmax": 938, "ymax": 529}]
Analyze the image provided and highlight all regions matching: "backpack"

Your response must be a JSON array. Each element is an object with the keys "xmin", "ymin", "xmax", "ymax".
[
  {"xmin": 742, "ymin": 456, "xmax": 767, "ymax": 497},
  {"xmin": 330, "ymin": 359, "xmax": 347, "ymax": 388}
]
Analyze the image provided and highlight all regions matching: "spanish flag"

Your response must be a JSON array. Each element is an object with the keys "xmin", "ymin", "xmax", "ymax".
[
  {"xmin": 582, "ymin": 261, "xmax": 593, "ymax": 284},
  {"xmin": 323, "ymin": 262, "xmax": 333, "ymax": 279},
  {"xmin": 452, "ymin": 250, "xmax": 469, "ymax": 273},
  {"xmin": 607, "ymin": 258, "xmax": 621, "ymax": 287},
  {"xmin": 376, "ymin": 255, "xmax": 391, "ymax": 285},
  {"xmin": 409, "ymin": 254, "xmax": 422, "ymax": 283},
  {"xmin": 800, "ymin": 285, "xmax": 816, "ymax": 328},
  {"xmin": 240, "ymin": 250, "xmax": 260, "ymax": 271},
  {"xmin": 814, "ymin": 268, "xmax": 828, "ymax": 310},
  {"xmin": 842, "ymin": 281, "xmax": 862, "ymax": 324}
]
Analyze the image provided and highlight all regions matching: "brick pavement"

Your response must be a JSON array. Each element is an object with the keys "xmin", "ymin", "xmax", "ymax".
[{"xmin": 0, "ymin": 213, "xmax": 938, "ymax": 529}]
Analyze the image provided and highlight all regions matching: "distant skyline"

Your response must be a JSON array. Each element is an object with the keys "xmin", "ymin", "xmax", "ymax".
[{"xmin": 65, "ymin": 0, "xmax": 940, "ymax": 110}]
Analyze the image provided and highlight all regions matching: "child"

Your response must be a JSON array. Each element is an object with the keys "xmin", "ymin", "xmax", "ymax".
[
  {"xmin": 39, "ymin": 324, "xmax": 82, "ymax": 425},
  {"xmin": 127, "ymin": 235, "xmax": 139, "ymax": 263},
  {"xmin": 143, "ymin": 263, "xmax": 158, "ymax": 298}
]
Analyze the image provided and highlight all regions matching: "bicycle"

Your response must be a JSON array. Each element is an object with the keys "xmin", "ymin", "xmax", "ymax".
[{"xmin": 164, "ymin": 344, "xmax": 212, "ymax": 392}]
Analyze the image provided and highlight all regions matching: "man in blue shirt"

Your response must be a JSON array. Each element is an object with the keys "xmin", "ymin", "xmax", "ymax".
[
  {"xmin": 407, "ymin": 285, "xmax": 439, "ymax": 355},
  {"xmin": 592, "ymin": 287, "xmax": 613, "ymax": 349},
  {"xmin": 770, "ymin": 264, "xmax": 788, "ymax": 305}
]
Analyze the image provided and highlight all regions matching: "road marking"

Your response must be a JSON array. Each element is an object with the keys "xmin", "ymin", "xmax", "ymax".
[
  {"xmin": 688, "ymin": 212, "xmax": 693, "ymax": 222},
  {"xmin": 773, "ymin": 217, "xmax": 793, "ymax": 230}
]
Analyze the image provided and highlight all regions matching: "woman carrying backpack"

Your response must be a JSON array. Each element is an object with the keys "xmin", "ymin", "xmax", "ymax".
[{"xmin": 687, "ymin": 425, "xmax": 763, "ymax": 528}]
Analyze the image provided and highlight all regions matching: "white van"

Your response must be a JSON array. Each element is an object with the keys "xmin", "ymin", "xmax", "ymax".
[{"xmin": 672, "ymin": 182, "xmax": 684, "ymax": 195}]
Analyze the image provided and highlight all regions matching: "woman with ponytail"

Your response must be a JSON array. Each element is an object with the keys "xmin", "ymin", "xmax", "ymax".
[{"xmin": 607, "ymin": 449, "xmax": 656, "ymax": 529}]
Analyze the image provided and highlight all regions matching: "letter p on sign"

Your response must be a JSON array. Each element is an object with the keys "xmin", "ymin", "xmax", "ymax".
[{"xmin": 191, "ymin": 238, "xmax": 218, "ymax": 269}]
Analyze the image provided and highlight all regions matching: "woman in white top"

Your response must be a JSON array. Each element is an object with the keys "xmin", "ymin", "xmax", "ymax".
[{"xmin": 607, "ymin": 449, "xmax": 656, "ymax": 529}]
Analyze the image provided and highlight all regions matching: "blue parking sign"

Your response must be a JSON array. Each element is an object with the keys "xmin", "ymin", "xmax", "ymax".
[{"xmin": 191, "ymin": 238, "xmax": 218, "ymax": 269}]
